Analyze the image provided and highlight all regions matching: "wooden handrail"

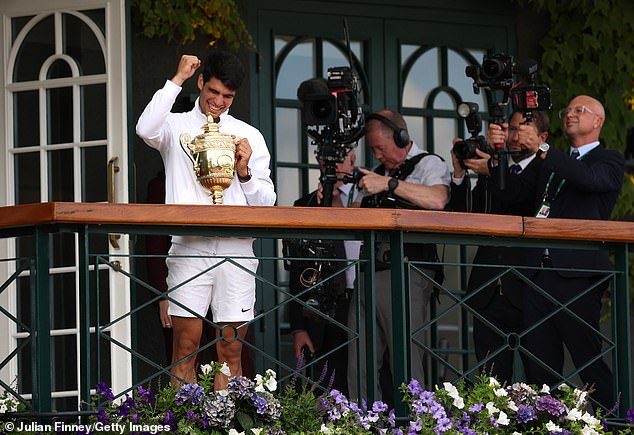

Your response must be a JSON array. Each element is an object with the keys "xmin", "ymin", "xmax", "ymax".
[{"xmin": 0, "ymin": 202, "xmax": 632, "ymax": 243}]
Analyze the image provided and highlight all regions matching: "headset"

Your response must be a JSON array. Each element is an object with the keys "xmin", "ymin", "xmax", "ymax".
[{"xmin": 365, "ymin": 112, "xmax": 411, "ymax": 148}]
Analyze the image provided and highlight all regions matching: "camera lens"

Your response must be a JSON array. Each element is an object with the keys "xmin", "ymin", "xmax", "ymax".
[
  {"xmin": 311, "ymin": 100, "xmax": 334, "ymax": 120},
  {"xmin": 452, "ymin": 140, "xmax": 473, "ymax": 160},
  {"xmin": 482, "ymin": 58, "xmax": 504, "ymax": 79}
]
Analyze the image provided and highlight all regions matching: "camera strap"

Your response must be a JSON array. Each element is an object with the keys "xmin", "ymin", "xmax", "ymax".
[{"xmin": 362, "ymin": 152, "xmax": 439, "ymax": 209}]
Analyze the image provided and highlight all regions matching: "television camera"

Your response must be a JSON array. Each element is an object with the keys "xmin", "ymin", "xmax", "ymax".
[
  {"xmin": 297, "ymin": 66, "xmax": 364, "ymax": 207},
  {"xmin": 465, "ymin": 54, "xmax": 551, "ymax": 188},
  {"xmin": 282, "ymin": 239, "xmax": 346, "ymax": 319}
]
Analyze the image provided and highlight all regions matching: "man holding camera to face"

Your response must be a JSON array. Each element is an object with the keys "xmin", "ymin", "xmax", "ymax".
[
  {"xmin": 347, "ymin": 109, "xmax": 451, "ymax": 401},
  {"xmin": 449, "ymin": 110, "xmax": 549, "ymax": 383},
  {"xmin": 489, "ymin": 95, "xmax": 624, "ymax": 409}
]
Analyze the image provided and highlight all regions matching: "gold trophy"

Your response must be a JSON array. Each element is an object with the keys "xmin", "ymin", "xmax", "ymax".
[{"xmin": 180, "ymin": 113, "xmax": 238, "ymax": 204}]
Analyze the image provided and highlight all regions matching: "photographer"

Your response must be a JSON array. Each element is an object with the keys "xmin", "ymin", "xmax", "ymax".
[
  {"xmin": 490, "ymin": 95, "xmax": 624, "ymax": 409},
  {"xmin": 449, "ymin": 110, "xmax": 549, "ymax": 383},
  {"xmin": 348, "ymin": 110, "xmax": 451, "ymax": 401},
  {"xmin": 288, "ymin": 152, "xmax": 360, "ymax": 395}
]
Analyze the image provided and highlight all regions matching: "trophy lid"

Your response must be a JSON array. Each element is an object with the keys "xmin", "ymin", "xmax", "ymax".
[{"xmin": 186, "ymin": 113, "xmax": 237, "ymax": 154}]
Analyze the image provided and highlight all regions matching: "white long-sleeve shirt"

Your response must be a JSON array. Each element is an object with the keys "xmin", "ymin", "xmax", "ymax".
[{"xmin": 136, "ymin": 80, "xmax": 276, "ymax": 253}]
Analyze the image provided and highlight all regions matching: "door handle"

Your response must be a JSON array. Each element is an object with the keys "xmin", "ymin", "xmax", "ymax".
[{"xmin": 107, "ymin": 157, "xmax": 121, "ymax": 249}]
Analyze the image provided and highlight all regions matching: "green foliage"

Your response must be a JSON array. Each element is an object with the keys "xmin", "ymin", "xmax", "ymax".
[
  {"xmin": 129, "ymin": 0, "xmax": 255, "ymax": 51},
  {"xmin": 278, "ymin": 383, "xmax": 322, "ymax": 434},
  {"xmin": 516, "ymin": 0, "xmax": 634, "ymax": 220}
]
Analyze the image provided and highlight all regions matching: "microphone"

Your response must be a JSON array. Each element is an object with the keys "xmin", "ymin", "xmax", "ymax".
[{"xmin": 297, "ymin": 78, "xmax": 330, "ymax": 100}]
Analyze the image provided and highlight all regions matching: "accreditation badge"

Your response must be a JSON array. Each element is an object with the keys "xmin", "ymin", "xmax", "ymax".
[{"xmin": 535, "ymin": 201, "xmax": 551, "ymax": 218}]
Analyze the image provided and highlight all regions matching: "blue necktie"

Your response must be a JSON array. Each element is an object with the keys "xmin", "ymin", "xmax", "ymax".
[
  {"xmin": 510, "ymin": 164, "xmax": 521, "ymax": 175},
  {"xmin": 570, "ymin": 148, "xmax": 580, "ymax": 159}
]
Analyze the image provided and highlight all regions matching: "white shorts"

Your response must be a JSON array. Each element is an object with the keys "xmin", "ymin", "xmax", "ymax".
[{"xmin": 165, "ymin": 239, "xmax": 258, "ymax": 322}]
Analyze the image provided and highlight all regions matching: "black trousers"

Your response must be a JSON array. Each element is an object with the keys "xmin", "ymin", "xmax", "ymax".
[
  {"xmin": 472, "ymin": 289, "xmax": 525, "ymax": 384},
  {"xmin": 522, "ymin": 269, "xmax": 614, "ymax": 409}
]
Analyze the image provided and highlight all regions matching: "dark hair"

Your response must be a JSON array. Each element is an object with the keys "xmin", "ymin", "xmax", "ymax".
[{"xmin": 201, "ymin": 50, "xmax": 245, "ymax": 90}]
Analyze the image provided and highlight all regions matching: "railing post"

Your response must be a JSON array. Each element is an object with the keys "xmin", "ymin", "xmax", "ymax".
[
  {"xmin": 78, "ymin": 225, "xmax": 91, "ymax": 410},
  {"xmin": 390, "ymin": 230, "xmax": 407, "ymax": 416},
  {"xmin": 613, "ymin": 243, "xmax": 631, "ymax": 417},
  {"xmin": 32, "ymin": 226, "xmax": 51, "ymax": 414},
  {"xmin": 362, "ymin": 230, "xmax": 377, "ymax": 403}
]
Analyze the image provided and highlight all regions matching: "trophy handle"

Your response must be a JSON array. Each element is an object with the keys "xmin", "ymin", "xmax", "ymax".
[{"xmin": 179, "ymin": 133, "xmax": 196, "ymax": 165}]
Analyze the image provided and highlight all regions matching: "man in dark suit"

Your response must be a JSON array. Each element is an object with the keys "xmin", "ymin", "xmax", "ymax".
[
  {"xmin": 287, "ymin": 152, "xmax": 359, "ymax": 395},
  {"xmin": 449, "ymin": 111, "xmax": 549, "ymax": 383},
  {"xmin": 489, "ymin": 95, "xmax": 625, "ymax": 409}
]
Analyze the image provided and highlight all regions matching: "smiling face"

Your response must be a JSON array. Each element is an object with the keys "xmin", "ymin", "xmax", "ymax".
[
  {"xmin": 562, "ymin": 95, "xmax": 604, "ymax": 146},
  {"xmin": 197, "ymin": 75, "xmax": 236, "ymax": 119}
]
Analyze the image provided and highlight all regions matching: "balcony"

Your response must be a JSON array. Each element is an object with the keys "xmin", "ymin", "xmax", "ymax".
[{"xmin": 0, "ymin": 202, "xmax": 632, "ymax": 420}]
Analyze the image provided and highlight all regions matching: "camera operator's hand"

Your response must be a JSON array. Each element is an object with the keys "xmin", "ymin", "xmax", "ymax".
[
  {"xmin": 487, "ymin": 122, "xmax": 509, "ymax": 147},
  {"xmin": 356, "ymin": 167, "xmax": 390, "ymax": 194},
  {"xmin": 292, "ymin": 330, "xmax": 315, "ymax": 359},
  {"xmin": 316, "ymin": 181, "xmax": 344, "ymax": 207},
  {"xmin": 171, "ymin": 54, "xmax": 201, "ymax": 87},
  {"xmin": 450, "ymin": 140, "xmax": 465, "ymax": 179},
  {"xmin": 462, "ymin": 148, "xmax": 491, "ymax": 176},
  {"xmin": 517, "ymin": 124, "xmax": 540, "ymax": 154}
]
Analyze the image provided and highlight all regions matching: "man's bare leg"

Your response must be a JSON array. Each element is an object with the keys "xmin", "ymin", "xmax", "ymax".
[
  {"xmin": 214, "ymin": 322, "xmax": 248, "ymax": 390},
  {"xmin": 171, "ymin": 316, "xmax": 203, "ymax": 385}
]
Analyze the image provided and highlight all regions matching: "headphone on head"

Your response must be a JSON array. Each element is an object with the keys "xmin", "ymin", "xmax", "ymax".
[{"xmin": 365, "ymin": 112, "xmax": 411, "ymax": 148}]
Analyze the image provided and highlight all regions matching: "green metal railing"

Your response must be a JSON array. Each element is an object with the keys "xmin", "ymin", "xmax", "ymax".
[{"xmin": 0, "ymin": 203, "xmax": 631, "ymax": 421}]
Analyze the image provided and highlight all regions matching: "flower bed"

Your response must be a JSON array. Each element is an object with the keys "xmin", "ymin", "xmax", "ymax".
[{"xmin": 1, "ymin": 363, "xmax": 633, "ymax": 434}]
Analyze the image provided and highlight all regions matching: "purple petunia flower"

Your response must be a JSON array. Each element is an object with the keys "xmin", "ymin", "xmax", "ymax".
[
  {"xmin": 95, "ymin": 408, "xmax": 108, "ymax": 423},
  {"xmin": 626, "ymin": 408, "xmax": 634, "ymax": 423},
  {"xmin": 161, "ymin": 409, "xmax": 175, "ymax": 430},
  {"xmin": 408, "ymin": 379, "xmax": 424, "ymax": 396},
  {"xmin": 372, "ymin": 400, "xmax": 388, "ymax": 413},
  {"xmin": 516, "ymin": 404, "xmax": 537, "ymax": 423},
  {"xmin": 435, "ymin": 416, "xmax": 452, "ymax": 432},
  {"xmin": 136, "ymin": 385, "xmax": 155, "ymax": 405},
  {"xmin": 419, "ymin": 390, "xmax": 436, "ymax": 405},
  {"xmin": 468, "ymin": 402, "xmax": 484, "ymax": 413},
  {"xmin": 535, "ymin": 395, "xmax": 566, "ymax": 417},
  {"xmin": 96, "ymin": 382, "xmax": 115, "ymax": 401},
  {"xmin": 186, "ymin": 411, "xmax": 196, "ymax": 421}
]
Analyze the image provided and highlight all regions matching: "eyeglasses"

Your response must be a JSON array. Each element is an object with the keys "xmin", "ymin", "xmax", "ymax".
[{"xmin": 558, "ymin": 105, "xmax": 598, "ymax": 119}]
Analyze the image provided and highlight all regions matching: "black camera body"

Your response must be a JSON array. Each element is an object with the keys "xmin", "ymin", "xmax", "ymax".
[
  {"xmin": 282, "ymin": 239, "xmax": 346, "ymax": 317},
  {"xmin": 297, "ymin": 66, "xmax": 364, "ymax": 162},
  {"xmin": 466, "ymin": 53, "xmax": 517, "ymax": 96},
  {"xmin": 452, "ymin": 102, "xmax": 492, "ymax": 165}
]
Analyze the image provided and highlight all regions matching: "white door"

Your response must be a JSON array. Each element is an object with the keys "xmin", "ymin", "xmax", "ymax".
[{"xmin": 0, "ymin": 0, "xmax": 130, "ymax": 410}]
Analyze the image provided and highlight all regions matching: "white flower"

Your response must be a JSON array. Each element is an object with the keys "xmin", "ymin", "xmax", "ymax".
[
  {"xmin": 512, "ymin": 432, "xmax": 522, "ymax": 435},
  {"xmin": 546, "ymin": 421, "xmax": 562, "ymax": 432},
  {"xmin": 200, "ymin": 363, "xmax": 213, "ymax": 375},
  {"xmin": 486, "ymin": 402, "xmax": 499, "ymax": 415},
  {"xmin": 575, "ymin": 390, "xmax": 588, "ymax": 408},
  {"xmin": 254, "ymin": 374, "xmax": 265, "ymax": 392},
  {"xmin": 494, "ymin": 388, "xmax": 508, "ymax": 397},
  {"xmin": 489, "ymin": 377, "xmax": 500, "ymax": 387},
  {"xmin": 265, "ymin": 376, "xmax": 277, "ymax": 392},
  {"xmin": 320, "ymin": 423, "xmax": 332, "ymax": 434},
  {"xmin": 566, "ymin": 408, "xmax": 582, "ymax": 421},
  {"xmin": 220, "ymin": 362, "xmax": 231, "ymax": 377},
  {"xmin": 497, "ymin": 411, "xmax": 510, "ymax": 426},
  {"xmin": 581, "ymin": 412, "xmax": 600, "ymax": 426},
  {"xmin": 507, "ymin": 400, "xmax": 518, "ymax": 412},
  {"xmin": 217, "ymin": 389, "xmax": 229, "ymax": 397},
  {"xmin": 265, "ymin": 368, "xmax": 277, "ymax": 379},
  {"xmin": 251, "ymin": 429, "xmax": 263, "ymax": 435},
  {"xmin": 442, "ymin": 382, "xmax": 464, "ymax": 409},
  {"xmin": 580, "ymin": 426, "xmax": 600, "ymax": 435},
  {"xmin": 0, "ymin": 403, "xmax": 7, "ymax": 413},
  {"xmin": 540, "ymin": 384, "xmax": 551, "ymax": 393},
  {"xmin": 229, "ymin": 429, "xmax": 245, "ymax": 435}
]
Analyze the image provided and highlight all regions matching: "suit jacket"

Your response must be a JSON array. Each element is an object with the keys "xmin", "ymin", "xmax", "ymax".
[
  {"xmin": 288, "ymin": 191, "xmax": 347, "ymax": 332},
  {"xmin": 493, "ymin": 145, "xmax": 625, "ymax": 278},
  {"xmin": 450, "ymin": 157, "xmax": 541, "ymax": 309}
]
